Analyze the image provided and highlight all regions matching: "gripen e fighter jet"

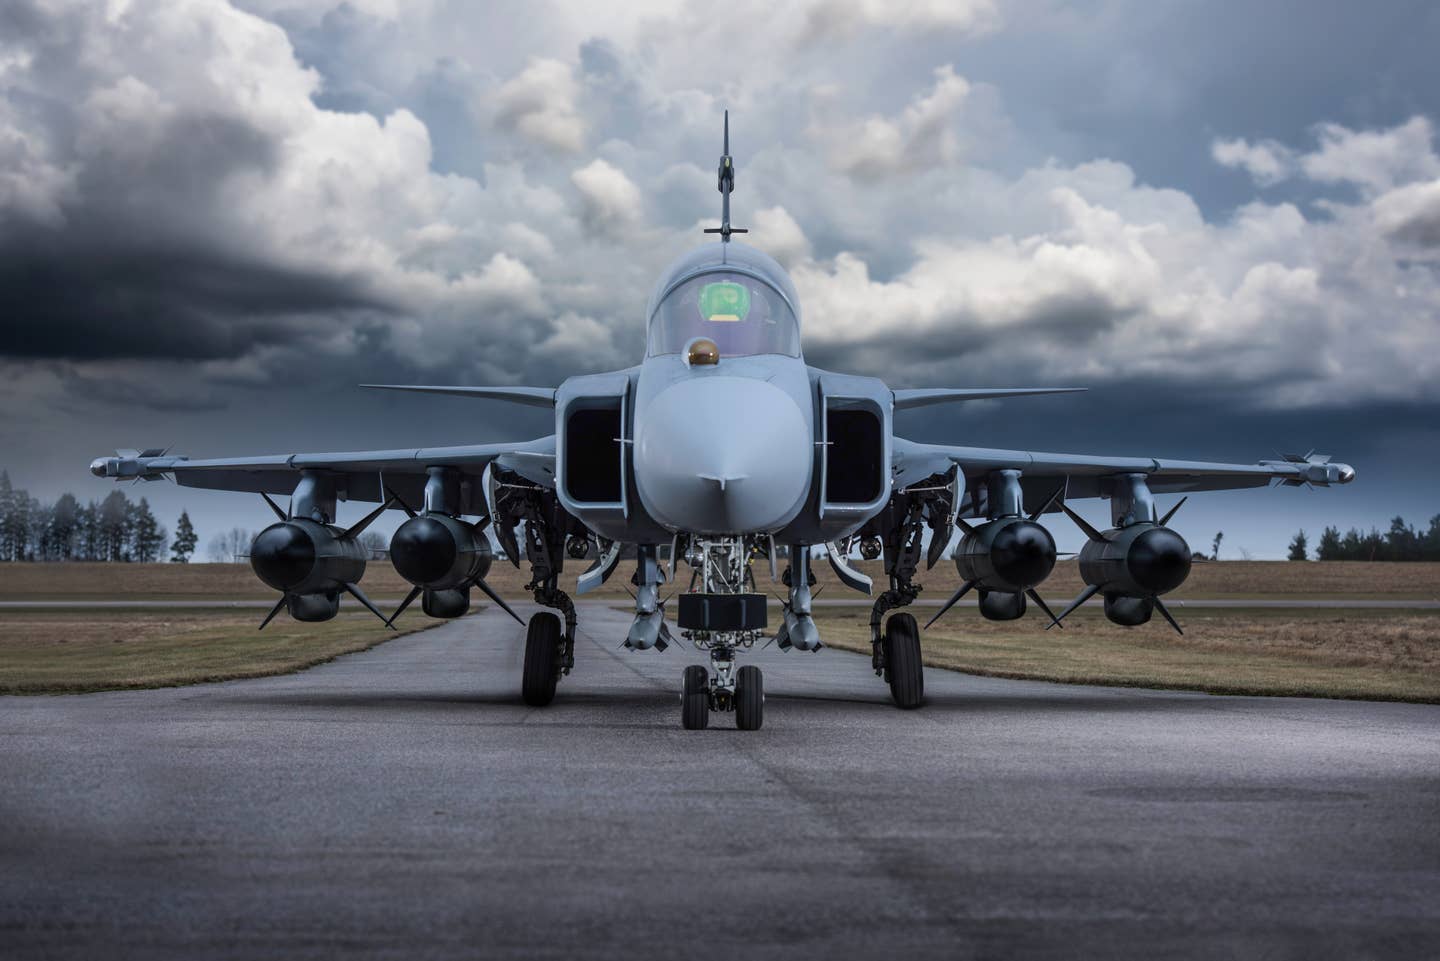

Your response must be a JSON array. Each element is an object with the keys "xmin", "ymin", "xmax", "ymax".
[{"xmin": 92, "ymin": 114, "xmax": 1355, "ymax": 730}]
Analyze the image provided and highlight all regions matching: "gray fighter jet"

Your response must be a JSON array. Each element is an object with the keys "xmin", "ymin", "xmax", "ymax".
[{"xmin": 90, "ymin": 114, "xmax": 1355, "ymax": 730}]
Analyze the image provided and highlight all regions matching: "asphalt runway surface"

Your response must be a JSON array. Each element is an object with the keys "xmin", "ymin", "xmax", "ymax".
[
  {"xmin": 4, "ymin": 597, "xmax": 1439, "ymax": 609},
  {"xmin": 2, "ymin": 604, "xmax": 1438, "ymax": 960}
]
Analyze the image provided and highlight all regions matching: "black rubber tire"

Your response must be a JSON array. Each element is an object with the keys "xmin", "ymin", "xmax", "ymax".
[
  {"xmin": 735, "ymin": 665, "xmax": 764, "ymax": 731},
  {"xmin": 681, "ymin": 665, "xmax": 710, "ymax": 730},
  {"xmin": 884, "ymin": 613, "xmax": 924, "ymax": 709},
  {"xmin": 522, "ymin": 612, "xmax": 562, "ymax": 707}
]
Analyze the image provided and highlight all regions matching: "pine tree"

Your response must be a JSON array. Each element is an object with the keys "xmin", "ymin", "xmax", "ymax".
[
  {"xmin": 0, "ymin": 470, "xmax": 13, "ymax": 561},
  {"xmin": 49, "ymin": 493, "xmax": 79, "ymax": 561},
  {"xmin": 171, "ymin": 510, "xmax": 198, "ymax": 563},
  {"xmin": 99, "ymin": 490, "xmax": 131, "ymax": 561},
  {"xmin": 1210, "ymin": 531, "xmax": 1224, "ymax": 561},
  {"xmin": 130, "ymin": 498, "xmax": 167, "ymax": 563},
  {"xmin": 1287, "ymin": 530, "xmax": 1308, "ymax": 561},
  {"xmin": 1316, "ymin": 526, "xmax": 1342, "ymax": 561}
]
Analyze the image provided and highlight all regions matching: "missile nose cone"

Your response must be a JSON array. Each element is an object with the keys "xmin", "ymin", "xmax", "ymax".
[
  {"xmin": 250, "ymin": 522, "xmax": 316, "ymax": 592},
  {"xmin": 991, "ymin": 520, "xmax": 1057, "ymax": 590},
  {"xmin": 391, "ymin": 516, "xmax": 456, "ymax": 585},
  {"xmin": 89, "ymin": 458, "xmax": 108, "ymax": 477},
  {"xmin": 1128, "ymin": 526, "xmax": 1191, "ymax": 595},
  {"xmin": 1337, "ymin": 464, "xmax": 1356, "ymax": 484},
  {"xmin": 635, "ymin": 376, "xmax": 810, "ymax": 534}
]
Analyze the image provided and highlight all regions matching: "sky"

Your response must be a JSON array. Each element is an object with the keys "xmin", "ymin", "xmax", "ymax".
[{"xmin": 2, "ymin": 0, "xmax": 1439, "ymax": 560}]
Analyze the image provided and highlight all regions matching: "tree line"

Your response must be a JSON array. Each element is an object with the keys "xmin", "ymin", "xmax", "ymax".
[
  {"xmin": 0, "ymin": 471, "xmax": 197, "ymax": 563},
  {"xmin": 1288, "ymin": 514, "xmax": 1440, "ymax": 562},
  {"xmin": 0, "ymin": 470, "xmax": 393, "ymax": 564}
]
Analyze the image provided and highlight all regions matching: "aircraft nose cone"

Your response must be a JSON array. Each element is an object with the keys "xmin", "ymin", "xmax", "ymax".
[{"xmin": 635, "ymin": 376, "xmax": 811, "ymax": 534}]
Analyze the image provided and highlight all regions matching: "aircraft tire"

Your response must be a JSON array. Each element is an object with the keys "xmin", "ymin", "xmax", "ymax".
[
  {"xmin": 681, "ymin": 665, "xmax": 710, "ymax": 730},
  {"xmin": 735, "ymin": 665, "xmax": 764, "ymax": 731},
  {"xmin": 522, "ymin": 612, "xmax": 562, "ymax": 707},
  {"xmin": 884, "ymin": 613, "xmax": 924, "ymax": 709}
]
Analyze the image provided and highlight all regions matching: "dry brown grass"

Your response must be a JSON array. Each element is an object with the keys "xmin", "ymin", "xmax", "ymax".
[
  {"xmin": 814, "ymin": 606, "xmax": 1440, "ymax": 703},
  {"xmin": 4, "ymin": 558, "xmax": 1436, "ymax": 602},
  {"xmin": 813, "ymin": 559, "xmax": 1440, "ymax": 600},
  {"xmin": 0, "ymin": 609, "xmax": 437, "ymax": 695}
]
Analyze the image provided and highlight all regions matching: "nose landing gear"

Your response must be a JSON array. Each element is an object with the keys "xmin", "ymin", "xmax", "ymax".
[{"xmin": 678, "ymin": 648, "xmax": 764, "ymax": 731}]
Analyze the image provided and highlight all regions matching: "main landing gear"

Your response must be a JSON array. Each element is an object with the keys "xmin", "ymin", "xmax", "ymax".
[
  {"xmin": 679, "ymin": 649, "xmax": 764, "ymax": 731},
  {"xmin": 880, "ymin": 612, "xmax": 923, "ymax": 709},
  {"xmin": 491, "ymin": 468, "xmax": 578, "ymax": 708},
  {"xmin": 522, "ymin": 611, "xmax": 564, "ymax": 707},
  {"xmin": 850, "ymin": 468, "xmax": 958, "ymax": 710}
]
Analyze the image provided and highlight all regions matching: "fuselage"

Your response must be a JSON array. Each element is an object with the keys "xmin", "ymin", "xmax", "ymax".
[{"xmin": 551, "ymin": 241, "xmax": 893, "ymax": 547}]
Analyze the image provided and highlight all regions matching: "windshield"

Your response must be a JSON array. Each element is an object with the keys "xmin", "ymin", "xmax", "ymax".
[{"xmin": 647, "ymin": 271, "xmax": 800, "ymax": 357}]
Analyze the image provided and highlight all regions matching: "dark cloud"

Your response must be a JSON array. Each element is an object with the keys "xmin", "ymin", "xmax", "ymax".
[{"xmin": 1, "ymin": 244, "xmax": 391, "ymax": 360}]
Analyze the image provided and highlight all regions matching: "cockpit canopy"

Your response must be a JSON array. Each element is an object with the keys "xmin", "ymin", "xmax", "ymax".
[{"xmin": 646, "ymin": 243, "xmax": 801, "ymax": 358}]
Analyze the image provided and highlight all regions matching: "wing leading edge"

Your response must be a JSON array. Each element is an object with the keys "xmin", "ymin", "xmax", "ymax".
[
  {"xmin": 90, "ymin": 436, "xmax": 557, "ymax": 512},
  {"xmin": 892, "ymin": 437, "xmax": 1355, "ymax": 507}
]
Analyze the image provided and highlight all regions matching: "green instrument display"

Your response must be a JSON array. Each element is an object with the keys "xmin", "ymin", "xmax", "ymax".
[{"xmin": 698, "ymin": 281, "xmax": 750, "ymax": 322}]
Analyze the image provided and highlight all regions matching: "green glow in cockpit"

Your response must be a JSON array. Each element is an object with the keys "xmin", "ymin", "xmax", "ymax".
[{"xmin": 698, "ymin": 281, "xmax": 751, "ymax": 322}]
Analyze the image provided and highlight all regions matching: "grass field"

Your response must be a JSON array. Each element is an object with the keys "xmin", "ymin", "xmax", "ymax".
[
  {"xmin": 815, "ymin": 606, "xmax": 1440, "ymax": 703},
  {"xmin": 2, "ymin": 561, "xmax": 1438, "ymax": 701},
  {"xmin": 3, "ymin": 558, "xmax": 1440, "ymax": 602},
  {"xmin": 0, "ymin": 608, "xmax": 437, "ymax": 695}
]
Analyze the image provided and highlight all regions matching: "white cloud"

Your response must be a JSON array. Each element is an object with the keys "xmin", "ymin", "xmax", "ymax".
[
  {"xmin": 805, "ymin": 0, "xmax": 1001, "ymax": 37},
  {"xmin": 493, "ymin": 57, "xmax": 585, "ymax": 153},
  {"xmin": 570, "ymin": 158, "xmax": 643, "ymax": 226},
  {"xmin": 812, "ymin": 65, "xmax": 972, "ymax": 179},
  {"xmin": 750, "ymin": 206, "xmax": 812, "ymax": 268},
  {"xmin": 1372, "ymin": 178, "xmax": 1440, "ymax": 248},
  {"xmin": 1211, "ymin": 136, "xmax": 1294, "ymax": 186},
  {"xmin": 1300, "ymin": 116, "xmax": 1440, "ymax": 194}
]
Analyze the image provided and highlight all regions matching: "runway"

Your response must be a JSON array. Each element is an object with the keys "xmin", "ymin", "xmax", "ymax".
[
  {"xmin": 2, "ymin": 604, "xmax": 1437, "ymax": 959},
  {"xmin": 4, "ymin": 597, "xmax": 1439, "ymax": 609}
]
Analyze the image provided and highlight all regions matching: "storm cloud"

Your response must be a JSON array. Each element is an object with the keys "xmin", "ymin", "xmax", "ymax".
[{"xmin": 2, "ymin": 0, "xmax": 1439, "ymax": 556}]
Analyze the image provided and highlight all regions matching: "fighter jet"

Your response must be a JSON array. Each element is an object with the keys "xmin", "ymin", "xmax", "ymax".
[{"xmin": 90, "ymin": 113, "xmax": 1355, "ymax": 731}]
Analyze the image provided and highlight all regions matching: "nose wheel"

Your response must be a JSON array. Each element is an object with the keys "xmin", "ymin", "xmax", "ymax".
[{"xmin": 678, "ymin": 652, "xmax": 764, "ymax": 731}]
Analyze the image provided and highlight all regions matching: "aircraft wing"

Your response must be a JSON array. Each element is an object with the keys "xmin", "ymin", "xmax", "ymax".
[
  {"xmin": 90, "ymin": 436, "xmax": 557, "ymax": 513},
  {"xmin": 892, "ymin": 437, "xmax": 1354, "ymax": 509}
]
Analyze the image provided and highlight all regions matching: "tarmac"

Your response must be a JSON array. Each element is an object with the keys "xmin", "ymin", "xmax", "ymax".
[
  {"xmin": 3, "ymin": 597, "xmax": 1438, "ymax": 609},
  {"xmin": 2, "ymin": 603, "xmax": 1438, "ymax": 959}
]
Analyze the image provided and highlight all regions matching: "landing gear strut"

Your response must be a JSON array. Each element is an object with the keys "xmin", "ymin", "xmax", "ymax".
[
  {"xmin": 857, "ymin": 469, "xmax": 956, "ymax": 709},
  {"xmin": 492, "ymin": 468, "xmax": 578, "ymax": 706}
]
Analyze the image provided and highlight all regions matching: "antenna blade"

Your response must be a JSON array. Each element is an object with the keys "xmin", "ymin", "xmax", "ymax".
[
  {"xmin": 474, "ymin": 577, "xmax": 525, "ymax": 626},
  {"xmin": 1026, "ymin": 589, "xmax": 1064, "ymax": 629},
  {"xmin": 261, "ymin": 492, "xmax": 287, "ymax": 522},
  {"xmin": 342, "ymin": 496, "xmax": 395, "ymax": 540},
  {"xmin": 1157, "ymin": 496, "xmax": 1187, "ymax": 527},
  {"xmin": 385, "ymin": 485, "xmax": 418, "ymax": 519},
  {"xmin": 344, "ymin": 582, "xmax": 395, "ymax": 630},
  {"xmin": 1046, "ymin": 584, "xmax": 1100, "ymax": 630},
  {"xmin": 258, "ymin": 595, "xmax": 287, "ymax": 631},
  {"xmin": 1061, "ymin": 503, "xmax": 1107, "ymax": 543},
  {"xmin": 925, "ymin": 579, "xmax": 976, "ymax": 629},
  {"xmin": 1028, "ymin": 483, "xmax": 1067, "ymax": 522},
  {"xmin": 387, "ymin": 586, "xmax": 422, "ymax": 628},
  {"xmin": 1152, "ymin": 596, "xmax": 1184, "ymax": 636}
]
